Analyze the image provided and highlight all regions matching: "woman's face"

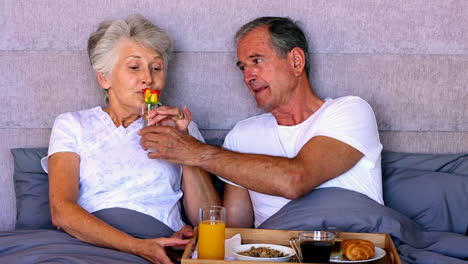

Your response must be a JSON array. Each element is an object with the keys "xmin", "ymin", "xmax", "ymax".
[{"xmin": 100, "ymin": 39, "xmax": 166, "ymax": 114}]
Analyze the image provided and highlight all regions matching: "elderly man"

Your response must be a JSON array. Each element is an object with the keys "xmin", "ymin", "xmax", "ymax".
[{"xmin": 140, "ymin": 17, "xmax": 383, "ymax": 228}]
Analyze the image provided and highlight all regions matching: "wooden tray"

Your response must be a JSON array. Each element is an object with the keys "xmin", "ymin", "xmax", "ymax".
[{"xmin": 182, "ymin": 228, "xmax": 401, "ymax": 264}]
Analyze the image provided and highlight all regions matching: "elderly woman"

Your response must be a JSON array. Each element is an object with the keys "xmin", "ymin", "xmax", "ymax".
[{"xmin": 40, "ymin": 15, "xmax": 220, "ymax": 264}]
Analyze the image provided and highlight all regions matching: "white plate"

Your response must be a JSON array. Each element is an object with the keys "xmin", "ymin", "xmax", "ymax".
[
  {"xmin": 232, "ymin": 243, "xmax": 295, "ymax": 262},
  {"xmin": 330, "ymin": 246, "xmax": 386, "ymax": 263}
]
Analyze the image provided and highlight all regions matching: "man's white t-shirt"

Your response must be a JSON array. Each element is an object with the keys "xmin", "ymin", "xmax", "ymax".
[
  {"xmin": 220, "ymin": 96, "xmax": 383, "ymax": 227},
  {"xmin": 41, "ymin": 106, "xmax": 204, "ymax": 231}
]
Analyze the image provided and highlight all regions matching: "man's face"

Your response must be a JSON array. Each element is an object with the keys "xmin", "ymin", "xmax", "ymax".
[{"xmin": 236, "ymin": 27, "xmax": 298, "ymax": 112}]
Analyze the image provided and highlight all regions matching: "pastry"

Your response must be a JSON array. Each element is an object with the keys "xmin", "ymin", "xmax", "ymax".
[{"xmin": 343, "ymin": 239, "xmax": 375, "ymax": 261}]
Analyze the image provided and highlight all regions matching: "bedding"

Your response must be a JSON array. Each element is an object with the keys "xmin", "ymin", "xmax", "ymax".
[
  {"xmin": 0, "ymin": 208, "xmax": 175, "ymax": 263},
  {"xmin": 383, "ymin": 168, "xmax": 468, "ymax": 234},
  {"xmin": 4, "ymin": 148, "xmax": 468, "ymax": 263},
  {"xmin": 381, "ymin": 151, "xmax": 468, "ymax": 175},
  {"xmin": 11, "ymin": 148, "xmax": 53, "ymax": 230},
  {"xmin": 259, "ymin": 187, "xmax": 468, "ymax": 264},
  {"xmin": 382, "ymin": 151, "xmax": 468, "ymax": 235}
]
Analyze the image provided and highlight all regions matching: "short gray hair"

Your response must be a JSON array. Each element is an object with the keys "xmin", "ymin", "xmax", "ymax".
[
  {"xmin": 87, "ymin": 14, "xmax": 173, "ymax": 75},
  {"xmin": 235, "ymin": 17, "xmax": 310, "ymax": 79}
]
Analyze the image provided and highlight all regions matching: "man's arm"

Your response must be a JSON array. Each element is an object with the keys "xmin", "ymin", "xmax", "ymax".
[
  {"xmin": 139, "ymin": 126, "xmax": 362, "ymax": 199},
  {"xmin": 223, "ymin": 184, "xmax": 254, "ymax": 228},
  {"xmin": 201, "ymin": 135, "xmax": 362, "ymax": 199}
]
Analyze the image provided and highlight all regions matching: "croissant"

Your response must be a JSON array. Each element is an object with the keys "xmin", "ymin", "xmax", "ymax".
[{"xmin": 343, "ymin": 239, "xmax": 375, "ymax": 261}]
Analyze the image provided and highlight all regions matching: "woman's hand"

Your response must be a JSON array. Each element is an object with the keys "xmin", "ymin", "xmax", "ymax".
[
  {"xmin": 165, "ymin": 225, "xmax": 194, "ymax": 262},
  {"xmin": 171, "ymin": 225, "xmax": 194, "ymax": 250},
  {"xmin": 134, "ymin": 236, "xmax": 190, "ymax": 264},
  {"xmin": 147, "ymin": 106, "xmax": 192, "ymax": 132}
]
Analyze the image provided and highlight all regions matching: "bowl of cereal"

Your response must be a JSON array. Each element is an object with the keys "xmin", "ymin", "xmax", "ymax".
[{"xmin": 232, "ymin": 244, "xmax": 295, "ymax": 262}]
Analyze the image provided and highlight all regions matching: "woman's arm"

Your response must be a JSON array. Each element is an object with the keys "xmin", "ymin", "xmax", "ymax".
[
  {"xmin": 181, "ymin": 165, "xmax": 221, "ymax": 226},
  {"xmin": 145, "ymin": 106, "xmax": 221, "ymax": 226},
  {"xmin": 48, "ymin": 152, "xmax": 188, "ymax": 264}
]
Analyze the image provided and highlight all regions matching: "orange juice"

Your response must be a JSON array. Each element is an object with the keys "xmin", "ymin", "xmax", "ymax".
[{"xmin": 198, "ymin": 220, "xmax": 225, "ymax": 259}]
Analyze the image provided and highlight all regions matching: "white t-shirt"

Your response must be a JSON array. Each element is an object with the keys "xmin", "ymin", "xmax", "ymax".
[
  {"xmin": 220, "ymin": 96, "xmax": 383, "ymax": 227},
  {"xmin": 41, "ymin": 106, "xmax": 204, "ymax": 231}
]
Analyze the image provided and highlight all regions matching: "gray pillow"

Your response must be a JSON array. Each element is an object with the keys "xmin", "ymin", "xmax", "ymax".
[
  {"xmin": 383, "ymin": 167, "xmax": 468, "ymax": 235},
  {"xmin": 382, "ymin": 151, "xmax": 468, "ymax": 176},
  {"xmin": 11, "ymin": 148, "xmax": 53, "ymax": 230}
]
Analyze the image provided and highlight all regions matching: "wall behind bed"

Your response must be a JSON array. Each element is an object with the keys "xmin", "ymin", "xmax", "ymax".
[{"xmin": 1, "ymin": 0, "xmax": 467, "ymax": 230}]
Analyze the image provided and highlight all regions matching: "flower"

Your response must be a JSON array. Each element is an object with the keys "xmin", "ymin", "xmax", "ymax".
[
  {"xmin": 141, "ymin": 88, "xmax": 162, "ymax": 127},
  {"xmin": 142, "ymin": 88, "xmax": 161, "ymax": 105},
  {"xmin": 142, "ymin": 88, "xmax": 162, "ymax": 105}
]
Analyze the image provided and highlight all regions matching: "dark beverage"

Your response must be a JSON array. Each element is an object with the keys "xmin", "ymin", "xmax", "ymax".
[
  {"xmin": 300, "ymin": 240, "xmax": 333, "ymax": 263},
  {"xmin": 330, "ymin": 238, "xmax": 343, "ymax": 259}
]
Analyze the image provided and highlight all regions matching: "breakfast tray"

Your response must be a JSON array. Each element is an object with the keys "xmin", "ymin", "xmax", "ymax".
[{"xmin": 181, "ymin": 228, "xmax": 402, "ymax": 264}]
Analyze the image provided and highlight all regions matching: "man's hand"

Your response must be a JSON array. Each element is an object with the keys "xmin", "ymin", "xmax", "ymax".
[{"xmin": 139, "ymin": 125, "xmax": 205, "ymax": 166}]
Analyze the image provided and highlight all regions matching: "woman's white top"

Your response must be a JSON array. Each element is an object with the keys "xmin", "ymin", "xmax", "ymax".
[{"xmin": 41, "ymin": 106, "xmax": 204, "ymax": 231}]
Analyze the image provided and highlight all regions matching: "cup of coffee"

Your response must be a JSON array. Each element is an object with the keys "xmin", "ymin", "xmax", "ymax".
[{"xmin": 291, "ymin": 231, "xmax": 336, "ymax": 263}]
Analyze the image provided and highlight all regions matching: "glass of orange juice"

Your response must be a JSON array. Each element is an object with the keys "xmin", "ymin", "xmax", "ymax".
[{"xmin": 198, "ymin": 206, "xmax": 226, "ymax": 260}]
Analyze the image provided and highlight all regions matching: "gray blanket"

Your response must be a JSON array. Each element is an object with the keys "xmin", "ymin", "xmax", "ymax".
[
  {"xmin": 1, "ymin": 190, "xmax": 467, "ymax": 263},
  {"xmin": 259, "ymin": 187, "xmax": 468, "ymax": 264},
  {"xmin": 0, "ymin": 208, "xmax": 175, "ymax": 264}
]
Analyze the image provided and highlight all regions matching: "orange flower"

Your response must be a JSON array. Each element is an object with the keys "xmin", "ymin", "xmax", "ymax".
[{"xmin": 142, "ymin": 88, "xmax": 161, "ymax": 105}]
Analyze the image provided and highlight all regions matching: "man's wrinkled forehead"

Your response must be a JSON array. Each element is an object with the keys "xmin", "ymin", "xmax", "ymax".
[{"xmin": 236, "ymin": 27, "xmax": 271, "ymax": 56}]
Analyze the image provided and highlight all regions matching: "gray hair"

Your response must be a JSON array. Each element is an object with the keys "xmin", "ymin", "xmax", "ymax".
[
  {"xmin": 235, "ymin": 17, "xmax": 310, "ymax": 79},
  {"xmin": 87, "ymin": 14, "xmax": 173, "ymax": 76}
]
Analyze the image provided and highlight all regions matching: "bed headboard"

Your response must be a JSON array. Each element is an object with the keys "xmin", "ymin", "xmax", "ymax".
[{"xmin": 1, "ymin": 0, "xmax": 467, "ymax": 230}]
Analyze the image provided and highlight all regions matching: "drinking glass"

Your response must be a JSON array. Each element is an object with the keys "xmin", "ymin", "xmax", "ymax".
[
  {"xmin": 327, "ymin": 228, "xmax": 344, "ymax": 260},
  {"xmin": 141, "ymin": 102, "xmax": 158, "ymax": 127},
  {"xmin": 198, "ymin": 206, "xmax": 226, "ymax": 260}
]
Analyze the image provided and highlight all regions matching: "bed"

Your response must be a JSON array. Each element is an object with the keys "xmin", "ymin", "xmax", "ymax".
[
  {"xmin": 1, "ymin": 1, "xmax": 467, "ymax": 264},
  {"xmin": 0, "ymin": 148, "xmax": 467, "ymax": 263}
]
